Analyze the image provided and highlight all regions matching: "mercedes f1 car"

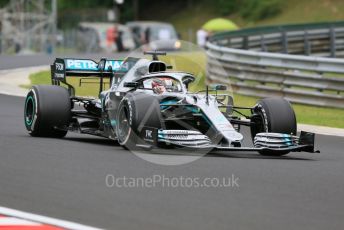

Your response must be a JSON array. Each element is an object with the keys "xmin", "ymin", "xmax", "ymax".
[{"xmin": 24, "ymin": 51, "xmax": 317, "ymax": 156}]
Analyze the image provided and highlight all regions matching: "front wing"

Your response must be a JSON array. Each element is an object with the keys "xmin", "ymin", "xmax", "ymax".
[{"xmin": 138, "ymin": 128, "xmax": 318, "ymax": 154}]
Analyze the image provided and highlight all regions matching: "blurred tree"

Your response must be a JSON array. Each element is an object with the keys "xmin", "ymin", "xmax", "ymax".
[
  {"xmin": 58, "ymin": 0, "xmax": 113, "ymax": 10},
  {"xmin": 0, "ymin": 0, "xmax": 10, "ymax": 7},
  {"xmin": 240, "ymin": 0, "xmax": 283, "ymax": 21},
  {"xmin": 216, "ymin": 0, "xmax": 240, "ymax": 15},
  {"xmin": 215, "ymin": 0, "xmax": 283, "ymax": 20},
  {"xmin": 133, "ymin": 0, "xmax": 139, "ymax": 20},
  {"xmin": 57, "ymin": 0, "xmax": 135, "ymax": 28}
]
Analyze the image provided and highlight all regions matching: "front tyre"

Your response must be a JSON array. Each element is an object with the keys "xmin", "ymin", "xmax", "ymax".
[
  {"xmin": 116, "ymin": 93, "xmax": 163, "ymax": 149},
  {"xmin": 24, "ymin": 85, "xmax": 71, "ymax": 138},
  {"xmin": 250, "ymin": 98, "xmax": 297, "ymax": 156}
]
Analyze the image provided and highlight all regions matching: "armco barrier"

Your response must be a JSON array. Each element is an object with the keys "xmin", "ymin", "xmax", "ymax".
[{"xmin": 206, "ymin": 22, "xmax": 344, "ymax": 108}]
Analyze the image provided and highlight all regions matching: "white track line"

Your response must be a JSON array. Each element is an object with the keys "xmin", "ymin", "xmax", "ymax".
[
  {"xmin": 0, "ymin": 90, "xmax": 27, "ymax": 97},
  {"xmin": 0, "ymin": 65, "xmax": 49, "ymax": 97},
  {"xmin": 0, "ymin": 65, "xmax": 49, "ymax": 74},
  {"xmin": 0, "ymin": 217, "xmax": 41, "ymax": 225},
  {"xmin": 0, "ymin": 207, "xmax": 103, "ymax": 230},
  {"xmin": 298, "ymin": 124, "xmax": 344, "ymax": 137}
]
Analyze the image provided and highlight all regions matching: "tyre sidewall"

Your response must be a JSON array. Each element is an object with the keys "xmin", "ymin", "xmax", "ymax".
[
  {"xmin": 251, "ymin": 98, "xmax": 297, "ymax": 156},
  {"xmin": 116, "ymin": 93, "xmax": 163, "ymax": 147},
  {"xmin": 24, "ymin": 85, "xmax": 71, "ymax": 137},
  {"xmin": 116, "ymin": 97, "xmax": 136, "ymax": 146},
  {"xmin": 24, "ymin": 89, "xmax": 39, "ymax": 134},
  {"xmin": 259, "ymin": 98, "xmax": 297, "ymax": 135}
]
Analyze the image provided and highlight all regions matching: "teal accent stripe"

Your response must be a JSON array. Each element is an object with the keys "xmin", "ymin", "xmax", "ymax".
[
  {"xmin": 25, "ymin": 96, "xmax": 35, "ymax": 126},
  {"xmin": 110, "ymin": 120, "xmax": 117, "ymax": 126},
  {"xmin": 283, "ymin": 134, "xmax": 293, "ymax": 146}
]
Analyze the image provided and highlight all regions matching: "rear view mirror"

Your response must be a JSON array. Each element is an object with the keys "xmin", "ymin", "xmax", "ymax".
[
  {"xmin": 216, "ymin": 85, "xmax": 227, "ymax": 90},
  {"xmin": 216, "ymin": 95, "xmax": 227, "ymax": 102},
  {"xmin": 210, "ymin": 84, "xmax": 227, "ymax": 91},
  {"xmin": 182, "ymin": 76, "xmax": 195, "ymax": 89}
]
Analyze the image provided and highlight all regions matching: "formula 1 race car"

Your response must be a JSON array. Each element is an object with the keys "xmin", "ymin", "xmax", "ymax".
[{"xmin": 24, "ymin": 51, "xmax": 317, "ymax": 156}]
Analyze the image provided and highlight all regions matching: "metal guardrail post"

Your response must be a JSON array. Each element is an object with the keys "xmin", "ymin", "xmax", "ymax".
[
  {"xmin": 304, "ymin": 31, "xmax": 311, "ymax": 56},
  {"xmin": 260, "ymin": 34, "xmax": 267, "ymax": 52},
  {"xmin": 243, "ymin": 36, "xmax": 248, "ymax": 50},
  {"xmin": 330, "ymin": 26, "xmax": 336, "ymax": 58},
  {"xmin": 281, "ymin": 31, "xmax": 288, "ymax": 54},
  {"xmin": 227, "ymin": 37, "xmax": 231, "ymax": 47}
]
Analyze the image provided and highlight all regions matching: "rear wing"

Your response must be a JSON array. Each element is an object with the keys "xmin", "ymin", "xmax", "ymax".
[
  {"xmin": 51, "ymin": 58, "xmax": 127, "ymax": 81},
  {"xmin": 51, "ymin": 58, "xmax": 128, "ymax": 96}
]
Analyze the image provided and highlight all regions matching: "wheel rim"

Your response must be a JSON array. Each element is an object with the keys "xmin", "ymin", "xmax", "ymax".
[
  {"xmin": 117, "ymin": 106, "xmax": 131, "ymax": 144},
  {"xmin": 256, "ymin": 112, "xmax": 267, "ymax": 132},
  {"xmin": 25, "ymin": 96, "xmax": 35, "ymax": 126}
]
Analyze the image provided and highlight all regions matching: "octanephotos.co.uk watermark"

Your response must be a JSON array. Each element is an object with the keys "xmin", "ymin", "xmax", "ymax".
[{"xmin": 105, "ymin": 174, "xmax": 240, "ymax": 188}]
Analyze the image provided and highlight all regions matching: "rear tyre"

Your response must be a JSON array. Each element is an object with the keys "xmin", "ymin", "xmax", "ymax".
[
  {"xmin": 24, "ymin": 85, "xmax": 71, "ymax": 138},
  {"xmin": 116, "ymin": 93, "xmax": 163, "ymax": 149},
  {"xmin": 250, "ymin": 98, "xmax": 297, "ymax": 156}
]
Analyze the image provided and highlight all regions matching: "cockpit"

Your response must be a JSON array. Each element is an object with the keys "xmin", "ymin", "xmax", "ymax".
[{"xmin": 141, "ymin": 76, "xmax": 183, "ymax": 94}]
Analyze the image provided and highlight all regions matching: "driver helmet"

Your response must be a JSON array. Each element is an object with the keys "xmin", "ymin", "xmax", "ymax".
[{"xmin": 151, "ymin": 79, "xmax": 166, "ymax": 94}]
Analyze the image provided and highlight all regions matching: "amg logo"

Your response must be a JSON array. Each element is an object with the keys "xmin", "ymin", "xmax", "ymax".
[
  {"xmin": 55, "ymin": 63, "xmax": 64, "ymax": 71},
  {"xmin": 145, "ymin": 130, "xmax": 153, "ymax": 139}
]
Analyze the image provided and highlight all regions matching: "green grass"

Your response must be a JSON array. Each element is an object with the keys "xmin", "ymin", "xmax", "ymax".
[
  {"xmin": 21, "ymin": 71, "xmax": 110, "ymax": 97},
  {"xmin": 21, "ymin": 51, "xmax": 207, "ymax": 96},
  {"xmin": 159, "ymin": 51, "xmax": 206, "ymax": 75},
  {"xmin": 168, "ymin": 1, "xmax": 219, "ymax": 42},
  {"xmin": 252, "ymin": 0, "xmax": 344, "ymax": 27},
  {"xmin": 23, "ymin": 70, "xmax": 344, "ymax": 128},
  {"xmin": 161, "ymin": 0, "xmax": 344, "ymax": 40},
  {"xmin": 159, "ymin": 51, "xmax": 207, "ymax": 92},
  {"xmin": 134, "ymin": 0, "xmax": 344, "ymax": 128},
  {"xmin": 232, "ymin": 94, "xmax": 344, "ymax": 128},
  {"xmin": 21, "ymin": 71, "xmax": 52, "ymax": 88}
]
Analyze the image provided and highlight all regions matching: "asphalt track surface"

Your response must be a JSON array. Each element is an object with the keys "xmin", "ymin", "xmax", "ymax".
[
  {"xmin": 0, "ymin": 93, "xmax": 344, "ymax": 230},
  {"xmin": 1, "ymin": 53, "xmax": 344, "ymax": 229}
]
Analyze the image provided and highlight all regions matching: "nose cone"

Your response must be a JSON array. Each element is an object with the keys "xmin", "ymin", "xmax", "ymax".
[{"xmin": 223, "ymin": 130, "xmax": 244, "ymax": 143}]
